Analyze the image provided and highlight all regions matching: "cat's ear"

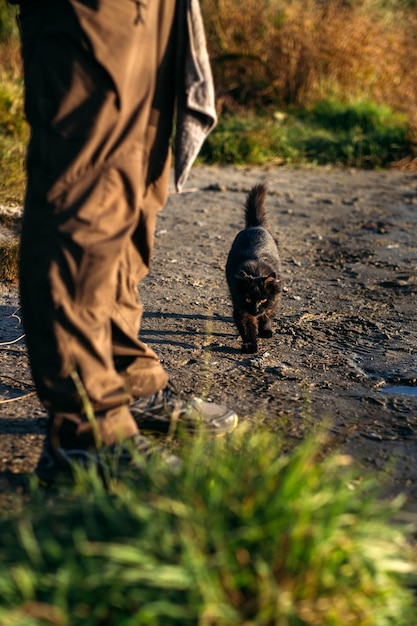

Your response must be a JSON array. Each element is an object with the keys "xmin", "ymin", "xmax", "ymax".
[
  {"xmin": 237, "ymin": 270, "xmax": 251, "ymax": 283},
  {"xmin": 264, "ymin": 273, "xmax": 280, "ymax": 292}
]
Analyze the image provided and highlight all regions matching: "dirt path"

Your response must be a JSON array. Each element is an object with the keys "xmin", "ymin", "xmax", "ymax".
[{"xmin": 1, "ymin": 165, "xmax": 417, "ymax": 506}]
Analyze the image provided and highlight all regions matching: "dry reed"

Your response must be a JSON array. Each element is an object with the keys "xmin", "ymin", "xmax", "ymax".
[{"xmin": 202, "ymin": 0, "xmax": 417, "ymax": 120}]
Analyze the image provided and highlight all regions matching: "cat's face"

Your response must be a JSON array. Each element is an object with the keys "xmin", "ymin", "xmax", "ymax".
[{"xmin": 237, "ymin": 272, "xmax": 279, "ymax": 316}]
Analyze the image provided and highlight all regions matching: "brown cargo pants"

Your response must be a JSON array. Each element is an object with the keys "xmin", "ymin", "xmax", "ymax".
[{"xmin": 18, "ymin": 0, "xmax": 176, "ymax": 449}]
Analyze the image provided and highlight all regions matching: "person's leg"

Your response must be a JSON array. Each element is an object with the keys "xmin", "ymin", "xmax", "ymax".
[
  {"xmin": 112, "ymin": 149, "xmax": 172, "ymax": 398},
  {"xmin": 19, "ymin": 0, "xmax": 176, "ymax": 449},
  {"xmin": 110, "ymin": 0, "xmax": 177, "ymax": 397}
]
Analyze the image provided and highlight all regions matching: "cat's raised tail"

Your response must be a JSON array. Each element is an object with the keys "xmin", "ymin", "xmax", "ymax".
[{"xmin": 244, "ymin": 183, "xmax": 269, "ymax": 228}]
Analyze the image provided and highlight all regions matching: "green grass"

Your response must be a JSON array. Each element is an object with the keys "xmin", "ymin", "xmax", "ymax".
[
  {"xmin": 0, "ymin": 72, "xmax": 28, "ymax": 205},
  {"xmin": 0, "ymin": 430, "xmax": 416, "ymax": 625},
  {"xmin": 298, "ymin": 100, "xmax": 411, "ymax": 168},
  {"xmin": 199, "ymin": 100, "xmax": 412, "ymax": 168}
]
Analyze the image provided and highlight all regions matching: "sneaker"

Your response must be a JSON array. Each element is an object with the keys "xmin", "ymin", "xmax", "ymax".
[
  {"xmin": 35, "ymin": 433, "xmax": 180, "ymax": 486},
  {"xmin": 129, "ymin": 382, "xmax": 238, "ymax": 437}
]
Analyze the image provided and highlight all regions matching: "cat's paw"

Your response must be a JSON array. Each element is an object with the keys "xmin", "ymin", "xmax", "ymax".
[
  {"xmin": 258, "ymin": 329, "xmax": 273, "ymax": 338},
  {"xmin": 242, "ymin": 342, "xmax": 257, "ymax": 354}
]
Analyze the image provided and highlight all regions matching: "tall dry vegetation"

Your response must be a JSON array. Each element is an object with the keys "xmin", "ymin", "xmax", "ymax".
[
  {"xmin": 0, "ymin": 1, "xmax": 20, "ymax": 76},
  {"xmin": 2, "ymin": 0, "xmax": 417, "ymax": 120},
  {"xmin": 202, "ymin": 0, "xmax": 417, "ymax": 120}
]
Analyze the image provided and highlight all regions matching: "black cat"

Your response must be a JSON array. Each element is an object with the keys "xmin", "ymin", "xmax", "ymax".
[{"xmin": 226, "ymin": 183, "xmax": 281, "ymax": 353}]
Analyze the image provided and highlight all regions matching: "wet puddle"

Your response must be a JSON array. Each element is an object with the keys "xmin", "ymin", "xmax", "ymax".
[
  {"xmin": 348, "ymin": 354, "xmax": 417, "ymax": 397},
  {"xmin": 380, "ymin": 385, "xmax": 417, "ymax": 397}
]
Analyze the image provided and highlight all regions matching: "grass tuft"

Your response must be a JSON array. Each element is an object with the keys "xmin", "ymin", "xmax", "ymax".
[
  {"xmin": 0, "ymin": 431, "xmax": 416, "ymax": 625},
  {"xmin": 0, "ymin": 238, "xmax": 19, "ymax": 283}
]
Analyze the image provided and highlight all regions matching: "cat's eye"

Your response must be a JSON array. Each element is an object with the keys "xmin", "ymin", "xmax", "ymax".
[
  {"xmin": 246, "ymin": 298, "xmax": 252, "ymax": 303},
  {"xmin": 259, "ymin": 299, "xmax": 267, "ymax": 305}
]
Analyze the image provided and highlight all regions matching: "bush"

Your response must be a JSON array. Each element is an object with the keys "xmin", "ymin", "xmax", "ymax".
[
  {"xmin": 0, "ymin": 0, "xmax": 18, "ymax": 43},
  {"xmin": 202, "ymin": 0, "xmax": 417, "ymax": 118},
  {"xmin": 0, "ymin": 431, "xmax": 416, "ymax": 625}
]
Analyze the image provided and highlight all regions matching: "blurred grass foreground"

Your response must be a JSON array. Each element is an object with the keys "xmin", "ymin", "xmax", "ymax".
[{"xmin": 0, "ymin": 431, "xmax": 416, "ymax": 625}]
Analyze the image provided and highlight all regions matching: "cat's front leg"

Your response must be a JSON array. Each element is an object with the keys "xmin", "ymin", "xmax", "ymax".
[
  {"xmin": 258, "ymin": 314, "xmax": 273, "ymax": 338},
  {"xmin": 234, "ymin": 310, "xmax": 258, "ymax": 353},
  {"xmin": 242, "ymin": 340, "xmax": 258, "ymax": 353}
]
